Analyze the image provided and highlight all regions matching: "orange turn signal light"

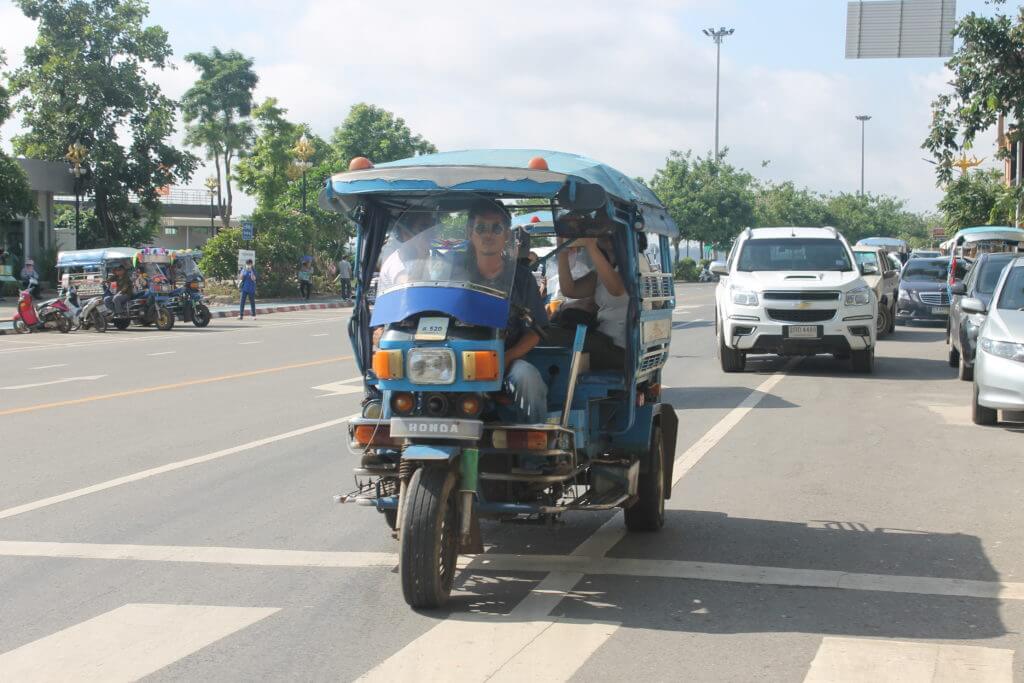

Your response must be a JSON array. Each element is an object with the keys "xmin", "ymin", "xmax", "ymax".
[
  {"xmin": 353, "ymin": 424, "xmax": 396, "ymax": 447},
  {"xmin": 462, "ymin": 350, "xmax": 499, "ymax": 381},
  {"xmin": 391, "ymin": 392, "xmax": 414, "ymax": 414},
  {"xmin": 373, "ymin": 350, "xmax": 403, "ymax": 379},
  {"xmin": 491, "ymin": 430, "xmax": 548, "ymax": 450}
]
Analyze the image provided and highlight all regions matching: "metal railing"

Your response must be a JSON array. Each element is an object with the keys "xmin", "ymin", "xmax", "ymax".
[{"xmin": 55, "ymin": 188, "xmax": 219, "ymax": 207}]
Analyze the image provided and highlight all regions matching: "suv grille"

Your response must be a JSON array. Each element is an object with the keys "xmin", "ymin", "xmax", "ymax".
[
  {"xmin": 767, "ymin": 309, "xmax": 836, "ymax": 323},
  {"xmin": 763, "ymin": 291, "xmax": 840, "ymax": 301},
  {"xmin": 919, "ymin": 291, "xmax": 949, "ymax": 305}
]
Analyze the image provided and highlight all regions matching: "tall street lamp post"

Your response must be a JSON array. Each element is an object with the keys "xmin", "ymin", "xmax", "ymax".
[
  {"xmin": 65, "ymin": 142, "xmax": 89, "ymax": 245},
  {"xmin": 856, "ymin": 114, "xmax": 871, "ymax": 196},
  {"xmin": 292, "ymin": 134, "xmax": 316, "ymax": 213},
  {"xmin": 204, "ymin": 176, "xmax": 218, "ymax": 235},
  {"xmin": 703, "ymin": 27, "xmax": 734, "ymax": 163}
]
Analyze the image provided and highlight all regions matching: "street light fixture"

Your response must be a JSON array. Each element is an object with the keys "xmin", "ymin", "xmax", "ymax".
[
  {"xmin": 856, "ymin": 114, "xmax": 871, "ymax": 196},
  {"xmin": 703, "ymin": 26, "xmax": 735, "ymax": 163},
  {"xmin": 65, "ymin": 142, "xmax": 89, "ymax": 244},
  {"xmin": 204, "ymin": 176, "xmax": 219, "ymax": 234},
  {"xmin": 291, "ymin": 134, "xmax": 316, "ymax": 213}
]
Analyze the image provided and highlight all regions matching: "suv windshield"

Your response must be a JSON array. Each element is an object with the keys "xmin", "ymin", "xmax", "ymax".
[
  {"xmin": 996, "ymin": 265, "xmax": 1024, "ymax": 310},
  {"xmin": 737, "ymin": 238, "xmax": 853, "ymax": 272},
  {"xmin": 977, "ymin": 255, "xmax": 1014, "ymax": 294},
  {"xmin": 902, "ymin": 260, "xmax": 948, "ymax": 283},
  {"xmin": 377, "ymin": 201, "xmax": 521, "ymax": 299}
]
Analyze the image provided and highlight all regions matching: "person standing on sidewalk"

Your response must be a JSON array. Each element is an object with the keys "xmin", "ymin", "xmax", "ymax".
[
  {"xmin": 337, "ymin": 257, "xmax": 352, "ymax": 300},
  {"xmin": 298, "ymin": 256, "xmax": 313, "ymax": 301},
  {"xmin": 239, "ymin": 259, "xmax": 257, "ymax": 319}
]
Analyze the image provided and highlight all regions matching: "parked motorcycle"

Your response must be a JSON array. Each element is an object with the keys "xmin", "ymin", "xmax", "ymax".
[
  {"xmin": 698, "ymin": 266, "xmax": 718, "ymax": 283},
  {"xmin": 12, "ymin": 285, "xmax": 70, "ymax": 333},
  {"xmin": 39, "ymin": 286, "xmax": 82, "ymax": 331},
  {"xmin": 78, "ymin": 294, "xmax": 108, "ymax": 333},
  {"xmin": 169, "ymin": 277, "xmax": 211, "ymax": 327}
]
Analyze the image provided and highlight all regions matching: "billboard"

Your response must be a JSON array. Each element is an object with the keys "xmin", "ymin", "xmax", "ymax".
[{"xmin": 846, "ymin": 0, "xmax": 956, "ymax": 59}]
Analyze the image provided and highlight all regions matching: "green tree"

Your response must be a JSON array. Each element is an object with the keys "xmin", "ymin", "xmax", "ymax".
[
  {"xmin": 753, "ymin": 182, "xmax": 830, "ymax": 228},
  {"xmin": 937, "ymin": 169, "xmax": 1009, "ymax": 231},
  {"xmin": 0, "ymin": 49, "xmax": 34, "ymax": 224},
  {"xmin": 10, "ymin": 0, "xmax": 197, "ymax": 245},
  {"xmin": 649, "ymin": 150, "xmax": 755, "ymax": 261},
  {"xmin": 823, "ymin": 193, "xmax": 927, "ymax": 245},
  {"xmin": 331, "ymin": 103, "xmax": 437, "ymax": 166},
  {"xmin": 922, "ymin": 1, "xmax": 1024, "ymax": 185},
  {"xmin": 181, "ymin": 47, "xmax": 258, "ymax": 229}
]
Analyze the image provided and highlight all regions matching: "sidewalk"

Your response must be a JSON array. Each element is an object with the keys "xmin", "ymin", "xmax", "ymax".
[{"xmin": 0, "ymin": 294, "xmax": 351, "ymax": 334}]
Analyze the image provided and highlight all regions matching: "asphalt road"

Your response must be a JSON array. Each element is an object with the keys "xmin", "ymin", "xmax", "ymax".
[{"xmin": 0, "ymin": 283, "xmax": 1022, "ymax": 682}]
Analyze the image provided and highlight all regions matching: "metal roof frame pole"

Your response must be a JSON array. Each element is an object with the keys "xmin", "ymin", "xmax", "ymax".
[{"xmin": 1017, "ymin": 126, "xmax": 1023, "ymax": 228}]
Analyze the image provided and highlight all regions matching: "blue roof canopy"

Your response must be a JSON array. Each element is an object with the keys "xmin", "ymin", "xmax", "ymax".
[{"xmin": 320, "ymin": 149, "xmax": 678, "ymax": 237}]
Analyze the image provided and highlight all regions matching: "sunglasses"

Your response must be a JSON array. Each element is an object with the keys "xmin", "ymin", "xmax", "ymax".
[{"xmin": 472, "ymin": 222, "xmax": 507, "ymax": 236}]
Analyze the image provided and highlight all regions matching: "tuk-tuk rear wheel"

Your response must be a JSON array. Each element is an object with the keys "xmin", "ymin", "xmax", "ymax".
[
  {"xmin": 90, "ymin": 310, "xmax": 107, "ymax": 332},
  {"xmin": 113, "ymin": 318, "xmax": 130, "ymax": 330},
  {"xmin": 192, "ymin": 304, "xmax": 211, "ymax": 327},
  {"xmin": 399, "ymin": 466, "xmax": 459, "ymax": 609},
  {"xmin": 156, "ymin": 307, "xmax": 175, "ymax": 331},
  {"xmin": 624, "ymin": 425, "xmax": 665, "ymax": 532}
]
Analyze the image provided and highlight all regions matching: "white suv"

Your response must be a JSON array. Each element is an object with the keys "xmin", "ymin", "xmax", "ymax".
[{"xmin": 711, "ymin": 227, "xmax": 878, "ymax": 373}]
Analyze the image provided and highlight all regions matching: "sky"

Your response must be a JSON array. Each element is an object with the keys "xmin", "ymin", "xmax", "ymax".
[{"xmin": 0, "ymin": 0, "xmax": 1004, "ymax": 217}]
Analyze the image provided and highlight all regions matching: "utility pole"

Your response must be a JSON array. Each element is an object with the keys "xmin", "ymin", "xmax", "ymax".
[
  {"xmin": 703, "ymin": 27, "xmax": 735, "ymax": 162},
  {"xmin": 856, "ymin": 115, "xmax": 871, "ymax": 195}
]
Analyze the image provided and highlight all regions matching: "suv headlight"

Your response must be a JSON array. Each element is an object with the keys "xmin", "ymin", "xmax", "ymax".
[
  {"xmin": 407, "ymin": 348, "xmax": 456, "ymax": 384},
  {"xmin": 844, "ymin": 286, "xmax": 872, "ymax": 306},
  {"xmin": 898, "ymin": 288, "xmax": 910, "ymax": 301},
  {"xmin": 730, "ymin": 287, "xmax": 759, "ymax": 307},
  {"xmin": 980, "ymin": 338, "xmax": 1024, "ymax": 363}
]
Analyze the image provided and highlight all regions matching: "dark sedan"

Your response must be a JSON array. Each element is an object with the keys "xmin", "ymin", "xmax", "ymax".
[
  {"xmin": 896, "ymin": 257, "xmax": 967, "ymax": 325},
  {"xmin": 948, "ymin": 251, "xmax": 1018, "ymax": 380}
]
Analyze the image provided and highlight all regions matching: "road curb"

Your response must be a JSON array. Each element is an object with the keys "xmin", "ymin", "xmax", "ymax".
[{"xmin": 0, "ymin": 301, "xmax": 350, "ymax": 335}]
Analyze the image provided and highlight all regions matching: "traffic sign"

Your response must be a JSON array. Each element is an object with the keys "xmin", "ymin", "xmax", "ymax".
[
  {"xmin": 931, "ymin": 227, "xmax": 946, "ymax": 238},
  {"xmin": 242, "ymin": 220, "xmax": 254, "ymax": 241}
]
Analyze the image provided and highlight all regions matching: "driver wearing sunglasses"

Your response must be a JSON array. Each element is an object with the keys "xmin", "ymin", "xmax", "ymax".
[{"xmin": 465, "ymin": 200, "xmax": 549, "ymax": 424}]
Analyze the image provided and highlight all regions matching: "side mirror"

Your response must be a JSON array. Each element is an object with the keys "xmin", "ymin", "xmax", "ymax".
[
  {"xmin": 883, "ymin": 269, "xmax": 898, "ymax": 279},
  {"xmin": 860, "ymin": 263, "xmax": 879, "ymax": 275},
  {"xmin": 950, "ymin": 280, "xmax": 966, "ymax": 296},
  {"xmin": 961, "ymin": 297, "xmax": 987, "ymax": 315},
  {"xmin": 556, "ymin": 181, "xmax": 608, "ymax": 213},
  {"xmin": 710, "ymin": 260, "xmax": 729, "ymax": 276}
]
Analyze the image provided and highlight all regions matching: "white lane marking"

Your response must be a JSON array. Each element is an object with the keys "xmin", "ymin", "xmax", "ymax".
[
  {"xmin": 0, "ymin": 603, "xmax": 279, "ymax": 682},
  {"xmin": 239, "ymin": 340, "xmax": 263, "ymax": 345},
  {"xmin": 0, "ymin": 315, "xmax": 347, "ymax": 356},
  {"xmin": 0, "ymin": 417, "xmax": 349, "ymax": 521},
  {"xmin": 147, "ymin": 351, "xmax": 176, "ymax": 356},
  {"xmin": 313, "ymin": 377, "xmax": 365, "ymax": 396},
  {"xmin": 673, "ymin": 304, "xmax": 709, "ymax": 312},
  {"xmin": 0, "ymin": 375, "xmax": 106, "ymax": 391},
  {"xmin": 669, "ymin": 363, "xmax": 792, "ymax": 490},
  {"xmin": 311, "ymin": 333, "xmax": 329, "ymax": 337},
  {"xmin": 3, "ymin": 541, "xmax": 1024, "ymax": 603},
  {"xmin": 29, "ymin": 364, "xmax": 67, "ymax": 370},
  {"xmin": 488, "ymin": 620, "xmax": 619, "ymax": 682},
  {"xmin": 804, "ymin": 637, "xmax": 1013, "ymax": 683},
  {"xmin": 360, "ymin": 365, "xmax": 793, "ymax": 681}
]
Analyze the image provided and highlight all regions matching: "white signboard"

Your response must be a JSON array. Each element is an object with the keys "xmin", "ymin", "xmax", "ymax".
[
  {"xmin": 237, "ymin": 249, "xmax": 256, "ymax": 270},
  {"xmin": 846, "ymin": 0, "xmax": 956, "ymax": 59}
]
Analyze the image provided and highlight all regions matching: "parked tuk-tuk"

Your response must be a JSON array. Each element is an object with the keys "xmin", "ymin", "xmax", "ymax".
[
  {"xmin": 57, "ymin": 247, "xmax": 138, "ymax": 301},
  {"xmin": 324, "ymin": 149, "xmax": 680, "ymax": 608}
]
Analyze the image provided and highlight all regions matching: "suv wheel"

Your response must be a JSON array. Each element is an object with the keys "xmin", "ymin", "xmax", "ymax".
[
  {"xmin": 718, "ymin": 324, "xmax": 745, "ymax": 373},
  {"xmin": 959, "ymin": 352, "xmax": 973, "ymax": 382},
  {"xmin": 876, "ymin": 305, "xmax": 890, "ymax": 337},
  {"xmin": 948, "ymin": 343, "xmax": 960, "ymax": 368},
  {"xmin": 850, "ymin": 347, "xmax": 874, "ymax": 373}
]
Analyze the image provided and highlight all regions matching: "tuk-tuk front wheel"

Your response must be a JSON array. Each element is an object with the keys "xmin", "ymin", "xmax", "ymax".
[
  {"xmin": 399, "ymin": 466, "xmax": 459, "ymax": 609},
  {"xmin": 192, "ymin": 304, "xmax": 211, "ymax": 327},
  {"xmin": 624, "ymin": 425, "xmax": 665, "ymax": 532},
  {"xmin": 113, "ymin": 318, "xmax": 130, "ymax": 330},
  {"xmin": 156, "ymin": 307, "xmax": 175, "ymax": 331},
  {"xmin": 90, "ymin": 310, "xmax": 107, "ymax": 333}
]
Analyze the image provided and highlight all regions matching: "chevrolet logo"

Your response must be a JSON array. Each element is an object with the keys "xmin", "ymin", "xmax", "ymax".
[{"xmin": 796, "ymin": 302, "xmax": 813, "ymax": 309}]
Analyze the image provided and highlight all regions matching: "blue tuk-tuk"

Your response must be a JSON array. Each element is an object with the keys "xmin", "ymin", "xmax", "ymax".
[
  {"xmin": 322, "ymin": 149, "xmax": 680, "ymax": 608},
  {"xmin": 56, "ymin": 247, "xmax": 139, "ymax": 300}
]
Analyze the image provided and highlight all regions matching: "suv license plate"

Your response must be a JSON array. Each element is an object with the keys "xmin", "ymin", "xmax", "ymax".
[
  {"xmin": 931, "ymin": 307, "xmax": 949, "ymax": 315},
  {"xmin": 786, "ymin": 325, "xmax": 820, "ymax": 339}
]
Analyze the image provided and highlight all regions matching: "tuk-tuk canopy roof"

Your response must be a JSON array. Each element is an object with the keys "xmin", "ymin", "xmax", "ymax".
[
  {"xmin": 321, "ymin": 149, "xmax": 678, "ymax": 236},
  {"xmin": 951, "ymin": 226, "xmax": 1024, "ymax": 244},
  {"xmin": 856, "ymin": 237, "xmax": 908, "ymax": 250},
  {"xmin": 56, "ymin": 247, "xmax": 137, "ymax": 268}
]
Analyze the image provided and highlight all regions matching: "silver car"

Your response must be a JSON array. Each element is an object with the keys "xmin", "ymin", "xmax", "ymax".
[{"xmin": 965, "ymin": 256, "xmax": 1024, "ymax": 425}]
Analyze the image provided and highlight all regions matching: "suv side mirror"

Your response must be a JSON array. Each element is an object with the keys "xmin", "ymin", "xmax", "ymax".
[
  {"xmin": 950, "ymin": 280, "xmax": 967, "ymax": 296},
  {"xmin": 710, "ymin": 260, "xmax": 729, "ymax": 276},
  {"xmin": 961, "ymin": 297, "xmax": 987, "ymax": 314},
  {"xmin": 860, "ymin": 263, "xmax": 879, "ymax": 275}
]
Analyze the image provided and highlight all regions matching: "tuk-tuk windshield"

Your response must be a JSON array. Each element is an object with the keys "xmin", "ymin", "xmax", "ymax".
[
  {"xmin": 377, "ymin": 203, "xmax": 521, "ymax": 300},
  {"xmin": 173, "ymin": 255, "xmax": 203, "ymax": 282}
]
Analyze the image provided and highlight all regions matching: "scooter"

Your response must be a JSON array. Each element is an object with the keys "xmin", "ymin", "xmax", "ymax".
[
  {"xmin": 698, "ymin": 266, "xmax": 718, "ymax": 283},
  {"xmin": 78, "ymin": 294, "xmax": 108, "ymax": 333},
  {"xmin": 39, "ymin": 286, "xmax": 82, "ymax": 331},
  {"xmin": 12, "ymin": 285, "xmax": 70, "ymax": 333}
]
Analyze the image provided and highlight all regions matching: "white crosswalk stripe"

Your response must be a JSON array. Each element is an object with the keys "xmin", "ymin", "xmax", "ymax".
[
  {"xmin": 804, "ymin": 637, "xmax": 1013, "ymax": 683},
  {"xmin": 0, "ymin": 603, "xmax": 279, "ymax": 682}
]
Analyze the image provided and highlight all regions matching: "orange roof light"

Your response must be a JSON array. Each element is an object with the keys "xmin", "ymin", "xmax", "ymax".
[
  {"xmin": 530, "ymin": 215, "xmax": 541, "ymax": 223},
  {"xmin": 527, "ymin": 156, "xmax": 549, "ymax": 171},
  {"xmin": 349, "ymin": 156, "xmax": 374, "ymax": 171}
]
